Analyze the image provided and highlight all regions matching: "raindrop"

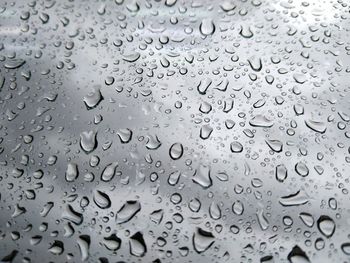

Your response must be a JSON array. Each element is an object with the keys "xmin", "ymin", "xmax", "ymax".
[
  {"xmin": 249, "ymin": 115, "xmax": 274, "ymax": 128},
  {"xmin": 169, "ymin": 143, "xmax": 184, "ymax": 160},
  {"xmin": 317, "ymin": 215, "xmax": 335, "ymax": 238},
  {"xmin": 199, "ymin": 19, "xmax": 215, "ymax": 36},
  {"xmin": 80, "ymin": 130, "xmax": 98, "ymax": 154},
  {"xmin": 83, "ymin": 87, "xmax": 104, "ymax": 110},
  {"xmin": 279, "ymin": 190, "xmax": 309, "ymax": 206},
  {"xmin": 192, "ymin": 227, "xmax": 215, "ymax": 254},
  {"xmin": 129, "ymin": 232, "xmax": 147, "ymax": 257},
  {"xmin": 93, "ymin": 190, "xmax": 111, "ymax": 209},
  {"xmin": 116, "ymin": 200, "xmax": 141, "ymax": 224}
]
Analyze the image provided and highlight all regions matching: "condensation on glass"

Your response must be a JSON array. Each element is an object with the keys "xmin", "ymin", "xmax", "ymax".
[{"xmin": 0, "ymin": 0, "xmax": 349, "ymax": 262}]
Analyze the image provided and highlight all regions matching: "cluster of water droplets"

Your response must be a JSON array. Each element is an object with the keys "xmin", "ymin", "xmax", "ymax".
[{"xmin": 0, "ymin": 0, "xmax": 350, "ymax": 262}]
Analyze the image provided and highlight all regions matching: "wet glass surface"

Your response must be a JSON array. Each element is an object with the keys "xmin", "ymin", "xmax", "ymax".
[{"xmin": 0, "ymin": 0, "xmax": 350, "ymax": 262}]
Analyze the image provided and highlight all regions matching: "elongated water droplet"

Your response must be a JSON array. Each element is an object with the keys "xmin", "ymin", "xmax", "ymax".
[
  {"xmin": 116, "ymin": 200, "xmax": 141, "ymax": 224},
  {"xmin": 299, "ymin": 212, "xmax": 314, "ymax": 227},
  {"xmin": 256, "ymin": 209, "xmax": 269, "ymax": 230},
  {"xmin": 197, "ymin": 78, "xmax": 212, "ymax": 95},
  {"xmin": 103, "ymin": 234, "xmax": 121, "ymax": 251},
  {"xmin": 101, "ymin": 162, "xmax": 118, "ymax": 182},
  {"xmin": 80, "ymin": 130, "xmax": 97, "ymax": 154},
  {"xmin": 305, "ymin": 119, "xmax": 326, "ymax": 133},
  {"xmin": 5, "ymin": 59, "xmax": 25, "ymax": 69},
  {"xmin": 279, "ymin": 190, "xmax": 309, "ymax": 206},
  {"xmin": 77, "ymin": 235, "xmax": 90, "ymax": 261},
  {"xmin": 129, "ymin": 232, "xmax": 147, "ymax": 257},
  {"xmin": 93, "ymin": 190, "xmax": 111, "ymax": 209},
  {"xmin": 248, "ymin": 56, "xmax": 262, "ymax": 71},
  {"xmin": 123, "ymin": 52, "xmax": 140, "ymax": 62},
  {"xmin": 265, "ymin": 139, "xmax": 283, "ymax": 152},
  {"xmin": 275, "ymin": 164, "xmax": 287, "ymax": 182},
  {"xmin": 192, "ymin": 227, "xmax": 215, "ymax": 254},
  {"xmin": 249, "ymin": 115, "xmax": 274, "ymax": 128},
  {"xmin": 65, "ymin": 163, "xmax": 79, "ymax": 182}
]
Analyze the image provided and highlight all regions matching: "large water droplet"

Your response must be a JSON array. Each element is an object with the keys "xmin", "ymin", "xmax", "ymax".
[
  {"xmin": 199, "ymin": 19, "xmax": 215, "ymax": 36},
  {"xmin": 116, "ymin": 200, "xmax": 141, "ymax": 224},
  {"xmin": 287, "ymin": 246, "xmax": 310, "ymax": 263},
  {"xmin": 101, "ymin": 162, "xmax": 118, "ymax": 182},
  {"xmin": 249, "ymin": 115, "xmax": 274, "ymax": 128},
  {"xmin": 192, "ymin": 165, "xmax": 212, "ymax": 189},
  {"xmin": 305, "ymin": 119, "xmax": 326, "ymax": 133},
  {"xmin": 279, "ymin": 190, "xmax": 309, "ymax": 206},
  {"xmin": 83, "ymin": 86, "xmax": 103, "ymax": 110},
  {"xmin": 65, "ymin": 163, "xmax": 79, "ymax": 182},
  {"xmin": 129, "ymin": 232, "xmax": 147, "ymax": 257},
  {"xmin": 169, "ymin": 143, "xmax": 184, "ymax": 160},
  {"xmin": 275, "ymin": 164, "xmax": 287, "ymax": 182},
  {"xmin": 192, "ymin": 227, "xmax": 215, "ymax": 253},
  {"xmin": 80, "ymin": 130, "xmax": 97, "ymax": 154},
  {"xmin": 317, "ymin": 215, "xmax": 335, "ymax": 238},
  {"xmin": 93, "ymin": 190, "xmax": 111, "ymax": 209}
]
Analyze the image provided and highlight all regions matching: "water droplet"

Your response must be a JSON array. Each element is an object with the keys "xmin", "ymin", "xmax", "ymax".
[
  {"xmin": 299, "ymin": 212, "xmax": 314, "ymax": 227},
  {"xmin": 83, "ymin": 86, "xmax": 103, "ymax": 110},
  {"xmin": 200, "ymin": 125, "xmax": 213, "ymax": 140},
  {"xmin": 275, "ymin": 164, "xmax": 287, "ymax": 182},
  {"xmin": 192, "ymin": 227, "xmax": 215, "ymax": 253},
  {"xmin": 116, "ymin": 200, "xmax": 141, "ymax": 224},
  {"xmin": 101, "ymin": 162, "xmax": 118, "ymax": 182},
  {"xmin": 279, "ymin": 190, "xmax": 309, "ymax": 206},
  {"xmin": 305, "ymin": 119, "xmax": 326, "ymax": 133},
  {"xmin": 146, "ymin": 135, "xmax": 162, "ymax": 150},
  {"xmin": 265, "ymin": 139, "xmax": 283, "ymax": 152},
  {"xmin": 123, "ymin": 52, "xmax": 140, "ymax": 62},
  {"xmin": 192, "ymin": 165, "xmax": 212, "ymax": 189},
  {"xmin": 103, "ymin": 234, "xmax": 121, "ymax": 251},
  {"xmin": 249, "ymin": 115, "xmax": 274, "ymax": 128},
  {"xmin": 93, "ymin": 190, "xmax": 111, "ymax": 209},
  {"xmin": 49, "ymin": 240, "xmax": 64, "ymax": 255},
  {"xmin": 317, "ymin": 215, "xmax": 335, "ymax": 238},
  {"xmin": 129, "ymin": 232, "xmax": 147, "ymax": 257},
  {"xmin": 239, "ymin": 25, "xmax": 253, "ymax": 38},
  {"xmin": 65, "ymin": 163, "xmax": 79, "ymax": 182},
  {"xmin": 295, "ymin": 162, "xmax": 309, "ymax": 177},
  {"xmin": 197, "ymin": 78, "xmax": 212, "ymax": 95},
  {"xmin": 230, "ymin": 141, "xmax": 243, "ymax": 153},
  {"xmin": 341, "ymin": 243, "xmax": 350, "ymax": 255},
  {"xmin": 80, "ymin": 130, "xmax": 98, "ymax": 154},
  {"xmin": 199, "ymin": 19, "xmax": 215, "ymax": 36},
  {"xmin": 248, "ymin": 56, "xmax": 262, "ymax": 71},
  {"xmin": 169, "ymin": 143, "xmax": 184, "ymax": 160},
  {"xmin": 287, "ymin": 246, "xmax": 310, "ymax": 263},
  {"xmin": 117, "ymin": 128, "xmax": 133, "ymax": 143},
  {"xmin": 232, "ymin": 201, "xmax": 244, "ymax": 215},
  {"xmin": 77, "ymin": 235, "xmax": 90, "ymax": 261}
]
